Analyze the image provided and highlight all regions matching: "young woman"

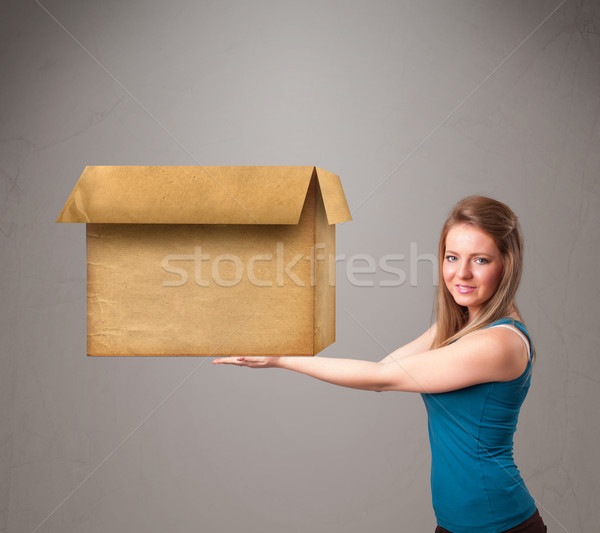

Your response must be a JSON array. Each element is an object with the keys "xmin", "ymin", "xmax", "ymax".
[{"xmin": 214, "ymin": 196, "xmax": 546, "ymax": 533}]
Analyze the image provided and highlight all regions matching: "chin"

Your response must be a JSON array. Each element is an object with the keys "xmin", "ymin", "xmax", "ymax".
[{"xmin": 452, "ymin": 293, "xmax": 480, "ymax": 308}]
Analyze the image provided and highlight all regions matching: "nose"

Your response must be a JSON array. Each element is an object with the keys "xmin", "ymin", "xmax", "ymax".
[{"xmin": 457, "ymin": 260, "xmax": 472, "ymax": 280}]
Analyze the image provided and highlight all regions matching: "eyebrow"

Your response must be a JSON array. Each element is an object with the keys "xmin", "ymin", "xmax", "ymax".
[{"xmin": 444, "ymin": 249, "xmax": 495, "ymax": 257}]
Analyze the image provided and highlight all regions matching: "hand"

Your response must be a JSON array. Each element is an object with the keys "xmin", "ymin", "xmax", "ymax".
[{"xmin": 212, "ymin": 356, "xmax": 280, "ymax": 368}]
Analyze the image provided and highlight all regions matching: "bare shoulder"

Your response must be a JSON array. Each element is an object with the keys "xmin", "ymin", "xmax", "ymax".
[
  {"xmin": 459, "ymin": 325, "xmax": 529, "ymax": 381},
  {"xmin": 379, "ymin": 321, "xmax": 531, "ymax": 393}
]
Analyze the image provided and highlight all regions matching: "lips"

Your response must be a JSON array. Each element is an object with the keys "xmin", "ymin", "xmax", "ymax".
[{"xmin": 456, "ymin": 284, "xmax": 476, "ymax": 294}]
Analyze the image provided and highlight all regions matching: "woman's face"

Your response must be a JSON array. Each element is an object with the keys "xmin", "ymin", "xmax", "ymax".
[{"xmin": 442, "ymin": 223, "xmax": 504, "ymax": 321}]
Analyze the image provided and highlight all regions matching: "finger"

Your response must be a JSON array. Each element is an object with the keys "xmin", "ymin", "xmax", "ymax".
[
  {"xmin": 212, "ymin": 357, "xmax": 243, "ymax": 365},
  {"xmin": 240, "ymin": 356, "xmax": 270, "ymax": 366}
]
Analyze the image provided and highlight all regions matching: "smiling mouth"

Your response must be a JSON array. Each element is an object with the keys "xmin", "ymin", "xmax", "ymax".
[{"xmin": 456, "ymin": 284, "xmax": 476, "ymax": 293}]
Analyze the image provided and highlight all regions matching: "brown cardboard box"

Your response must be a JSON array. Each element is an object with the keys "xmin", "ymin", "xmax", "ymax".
[{"xmin": 56, "ymin": 166, "xmax": 352, "ymax": 356}]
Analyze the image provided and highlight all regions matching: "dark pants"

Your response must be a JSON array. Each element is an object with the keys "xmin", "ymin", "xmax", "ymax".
[{"xmin": 435, "ymin": 508, "xmax": 547, "ymax": 533}]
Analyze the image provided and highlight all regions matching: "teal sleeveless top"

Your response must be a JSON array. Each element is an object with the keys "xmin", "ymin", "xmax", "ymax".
[{"xmin": 421, "ymin": 318, "xmax": 537, "ymax": 532}]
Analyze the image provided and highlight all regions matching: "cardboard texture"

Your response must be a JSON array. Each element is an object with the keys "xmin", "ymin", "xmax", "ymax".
[{"xmin": 57, "ymin": 166, "xmax": 352, "ymax": 356}]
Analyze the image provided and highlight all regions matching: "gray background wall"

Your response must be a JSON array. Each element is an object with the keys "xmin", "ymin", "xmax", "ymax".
[{"xmin": 1, "ymin": 0, "xmax": 599, "ymax": 531}]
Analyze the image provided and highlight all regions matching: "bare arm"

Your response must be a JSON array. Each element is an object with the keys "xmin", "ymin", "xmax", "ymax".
[
  {"xmin": 213, "ymin": 326, "xmax": 528, "ymax": 394},
  {"xmin": 212, "ymin": 325, "xmax": 437, "ymax": 392}
]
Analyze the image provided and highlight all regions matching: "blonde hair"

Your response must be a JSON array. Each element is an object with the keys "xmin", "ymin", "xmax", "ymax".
[{"xmin": 431, "ymin": 196, "xmax": 533, "ymax": 360}]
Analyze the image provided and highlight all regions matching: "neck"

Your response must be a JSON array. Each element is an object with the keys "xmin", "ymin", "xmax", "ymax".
[{"xmin": 466, "ymin": 307, "xmax": 480, "ymax": 325}]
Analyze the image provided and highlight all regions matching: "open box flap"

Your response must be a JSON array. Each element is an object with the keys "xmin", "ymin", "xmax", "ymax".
[
  {"xmin": 314, "ymin": 167, "xmax": 352, "ymax": 224},
  {"xmin": 56, "ymin": 166, "xmax": 351, "ymax": 225}
]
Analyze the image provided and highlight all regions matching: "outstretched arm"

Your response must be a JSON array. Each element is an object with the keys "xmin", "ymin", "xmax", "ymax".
[
  {"xmin": 212, "ymin": 325, "xmax": 529, "ymax": 394},
  {"xmin": 212, "ymin": 325, "xmax": 437, "ymax": 392},
  {"xmin": 214, "ymin": 355, "xmax": 390, "ymax": 391}
]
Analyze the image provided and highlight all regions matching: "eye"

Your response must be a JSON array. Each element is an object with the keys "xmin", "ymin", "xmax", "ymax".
[
  {"xmin": 445, "ymin": 255, "xmax": 457, "ymax": 262},
  {"xmin": 474, "ymin": 258, "xmax": 489, "ymax": 264}
]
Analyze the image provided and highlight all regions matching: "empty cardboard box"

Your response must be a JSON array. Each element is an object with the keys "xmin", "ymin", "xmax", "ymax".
[{"xmin": 56, "ymin": 166, "xmax": 352, "ymax": 356}]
